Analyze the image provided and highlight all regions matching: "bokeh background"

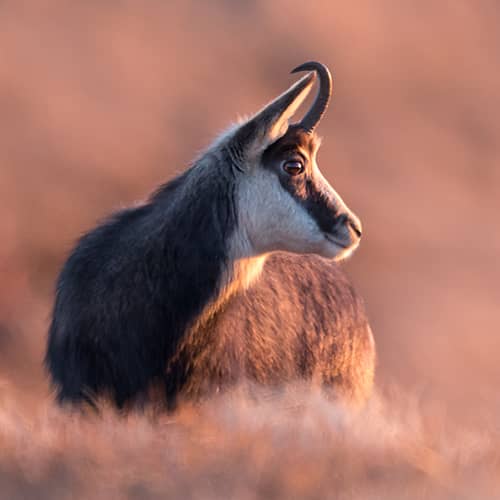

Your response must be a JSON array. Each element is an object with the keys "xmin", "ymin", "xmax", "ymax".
[{"xmin": 1, "ymin": 1, "xmax": 499, "ymax": 498}]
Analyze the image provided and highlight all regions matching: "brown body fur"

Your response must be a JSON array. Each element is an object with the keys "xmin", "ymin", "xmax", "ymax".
[{"xmin": 168, "ymin": 253, "xmax": 375, "ymax": 407}]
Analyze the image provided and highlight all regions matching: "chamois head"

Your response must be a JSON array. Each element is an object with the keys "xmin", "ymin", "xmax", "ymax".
[{"xmin": 219, "ymin": 61, "xmax": 362, "ymax": 261}]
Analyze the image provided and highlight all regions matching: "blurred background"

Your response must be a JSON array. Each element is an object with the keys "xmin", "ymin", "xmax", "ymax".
[{"xmin": 1, "ymin": 1, "xmax": 499, "ymax": 497}]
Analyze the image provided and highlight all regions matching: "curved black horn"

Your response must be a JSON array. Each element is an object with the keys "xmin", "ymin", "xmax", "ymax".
[{"xmin": 291, "ymin": 61, "xmax": 333, "ymax": 133}]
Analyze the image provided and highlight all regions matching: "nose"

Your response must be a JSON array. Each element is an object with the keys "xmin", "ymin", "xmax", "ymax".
[
  {"xmin": 337, "ymin": 213, "xmax": 362, "ymax": 238},
  {"xmin": 348, "ymin": 214, "xmax": 362, "ymax": 237}
]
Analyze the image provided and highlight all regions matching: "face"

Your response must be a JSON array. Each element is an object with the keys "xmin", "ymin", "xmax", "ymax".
[{"xmin": 237, "ymin": 127, "xmax": 362, "ymax": 261}]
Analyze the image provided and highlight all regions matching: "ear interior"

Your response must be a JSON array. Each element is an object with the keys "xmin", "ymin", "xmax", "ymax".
[
  {"xmin": 262, "ymin": 72, "xmax": 315, "ymax": 145},
  {"xmin": 232, "ymin": 72, "xmax": 315, "ymax": 157}
]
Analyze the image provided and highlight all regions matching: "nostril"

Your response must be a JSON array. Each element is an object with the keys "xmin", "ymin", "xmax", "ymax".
[
  {"xmin": 348, "ymin": 218, "xmax": 362, "ymax": 237},
  {"xmin": 334, "ymin": 213, "xmax": 362, "ymax": 238}
]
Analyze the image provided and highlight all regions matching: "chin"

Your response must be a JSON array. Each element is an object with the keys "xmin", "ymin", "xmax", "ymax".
[{"xmin": 320, "ymin": 239, "xmax": 359, "ymax": 261}]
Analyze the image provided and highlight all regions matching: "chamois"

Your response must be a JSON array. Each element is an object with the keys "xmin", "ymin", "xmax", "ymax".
[{"xmin": 46, "ymin": 62, "xmax": 375, "ymax": 410}]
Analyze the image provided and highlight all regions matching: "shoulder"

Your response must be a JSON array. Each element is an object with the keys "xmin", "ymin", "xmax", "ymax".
[
  {"xmin": 240, "ymin": 252, "xmax": 365, "ymax": 319},
  {"xmin": 262, "ymin": 252, "xmax": 354, "ymax": 291}
]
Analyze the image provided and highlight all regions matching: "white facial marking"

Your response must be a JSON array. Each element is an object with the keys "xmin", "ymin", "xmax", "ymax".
[
  {"xmin": 236, "ymin": 168, "xmax": 326, "ymax": 257},
  {"xmin": 233, "ymin": 153, "xmax": 361, "ymax": 261}
]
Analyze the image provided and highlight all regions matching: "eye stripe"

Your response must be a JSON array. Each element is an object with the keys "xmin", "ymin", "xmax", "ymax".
[
  {"xmin": 277, "ymin": 175, "xmax": 338, "ymax": 233},
  {"xmin": 274, "ymin": 146, "xmax": 307, "ymax": 161}
]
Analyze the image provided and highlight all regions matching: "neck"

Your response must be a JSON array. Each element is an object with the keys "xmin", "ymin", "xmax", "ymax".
[
  {"xmin": 188, "ymin": 239, "xmax": 268, "ymax": 336},
  {"xmin": 154, "ymin": 156, "xmax": 266, "ymax": 339},
  {"xmin": 209, "ymin": 226, "xmax": 269, "ymax": 334}
]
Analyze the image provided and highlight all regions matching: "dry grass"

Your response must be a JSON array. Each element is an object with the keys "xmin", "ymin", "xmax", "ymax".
[
  {"xmin": 1, "ymin": 1, "xmax": 500, "ymax": 498},
  {"xmin": 1, "ymin": 384, "xmax": 499, "ymax": 499}
]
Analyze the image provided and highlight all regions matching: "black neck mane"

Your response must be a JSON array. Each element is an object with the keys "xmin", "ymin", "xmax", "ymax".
[{"xmin": 152, "ymin": 160, "xmax": 239, "ymax": 342}]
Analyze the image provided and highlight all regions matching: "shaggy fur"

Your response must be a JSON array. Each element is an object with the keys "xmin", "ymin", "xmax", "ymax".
[{"xmin": 46, "ymin": 67, "xmax": 375, "ymax": 410}]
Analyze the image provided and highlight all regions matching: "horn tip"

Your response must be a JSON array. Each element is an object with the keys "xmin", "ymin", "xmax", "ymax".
[
  {"xmin": 291, "ymin": 61, "xmax": 332, "ymax": 80},
  {"xmin": 290, "ymin": 63, "xmax": 311, "ymax": 75},
  {"xmin": 290, "ymin": 61, "xmax": 333, "ymax": 133}
]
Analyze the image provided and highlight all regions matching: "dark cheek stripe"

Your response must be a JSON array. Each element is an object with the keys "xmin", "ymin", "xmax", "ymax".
[{"xmin": 280, "ymin": 177, "xmax": 339, "ymax": 234}]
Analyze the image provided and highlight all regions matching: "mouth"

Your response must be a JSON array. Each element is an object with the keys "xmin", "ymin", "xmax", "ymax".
[{"xmin": 324, "ymin": 234, "xmax": 349, "ymax": 249}]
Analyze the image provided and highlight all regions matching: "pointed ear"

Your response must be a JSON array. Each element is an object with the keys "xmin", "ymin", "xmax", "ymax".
[{"xmin": 230, "ymin": 72, "xmax": 315, "ymax": 158}]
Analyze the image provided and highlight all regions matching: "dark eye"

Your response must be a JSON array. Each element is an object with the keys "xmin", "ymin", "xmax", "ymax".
[{"xmin": 282, "ymin": 159, "xmax": 304, "ymax": 176}]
